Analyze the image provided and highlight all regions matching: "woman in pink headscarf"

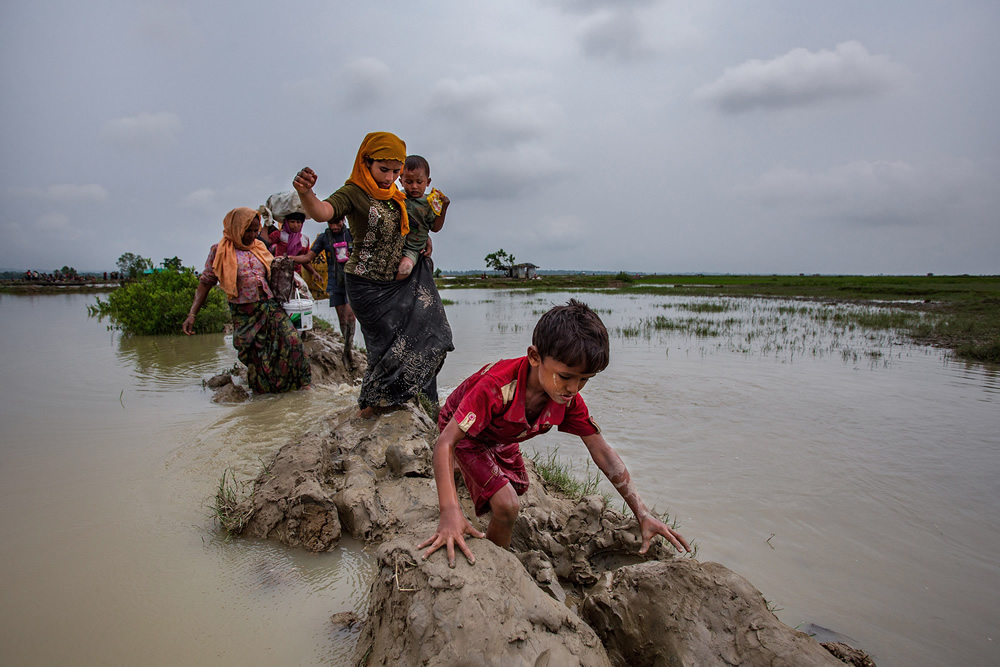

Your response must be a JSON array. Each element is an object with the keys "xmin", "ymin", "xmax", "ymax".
[
  {"xmin": 268, "ymin": 211, "xmax": 322, "ymax": 283},
  {"xmin": 270, "ymin": 213, "xmax": 305, "ymax": 256}
]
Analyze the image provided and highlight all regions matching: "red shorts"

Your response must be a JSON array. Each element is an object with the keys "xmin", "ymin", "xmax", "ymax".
[{"xmin": 454, "ymin": 439, "xmax": 529, "ymax": 516}]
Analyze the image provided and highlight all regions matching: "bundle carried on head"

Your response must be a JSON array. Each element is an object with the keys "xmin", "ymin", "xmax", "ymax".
[{"xmin": 259, "ymin": 191, "xmax": 306, "ymax": 228}]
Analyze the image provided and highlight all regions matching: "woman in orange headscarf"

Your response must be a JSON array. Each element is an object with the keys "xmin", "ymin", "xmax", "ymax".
[
  {"xmin": 293, "ymin": 132, "xmax": 452, "ymax": 416},
  {"xmin": 183, "ymin": 207, "xmax": 311, "ymax": 394}
]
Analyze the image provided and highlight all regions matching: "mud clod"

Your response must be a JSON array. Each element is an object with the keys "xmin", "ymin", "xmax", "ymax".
[{"xmin": 208, "ymin": 327, "xmax": 366, "ymax": 402}]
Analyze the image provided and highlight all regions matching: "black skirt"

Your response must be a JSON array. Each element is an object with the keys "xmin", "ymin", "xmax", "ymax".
[{"xmin": 346, "ymin": 257, "xmax": 453, "ymax": 408}]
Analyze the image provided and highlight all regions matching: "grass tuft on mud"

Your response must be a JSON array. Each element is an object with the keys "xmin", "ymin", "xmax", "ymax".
[
  {"xmin": 212, "ymin": 468, "xmax": 256, "ymax": 536},
  {"xmin": 530, "ymin": 448, "xmax": 696, "ymax": 556},
  {"xmin": 530, "ymin": 448, "xmax": 611, "ymax": 506}
]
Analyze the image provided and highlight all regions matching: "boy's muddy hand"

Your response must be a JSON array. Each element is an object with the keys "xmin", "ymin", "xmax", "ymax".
[
  {"xmin": 293, "ymin": 167, "xmax": 318, "ymax": 193},
  {"xmin": 639, "ymin": 515, "xmax": 692, "ymax": 555},
  {"xmin": 418, "ymin": 507, "xmax": 485, "ymax": 568}
]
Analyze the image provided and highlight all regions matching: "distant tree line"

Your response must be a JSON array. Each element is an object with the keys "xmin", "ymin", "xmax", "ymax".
[{"xmin": 3, "ymin": 254, "xmax": 186, "ymax": 283}]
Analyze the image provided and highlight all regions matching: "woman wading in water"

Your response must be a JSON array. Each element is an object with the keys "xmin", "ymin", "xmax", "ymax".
[{"xmin": 183, "ymin": 207, "xmax": 311, "ymax": 394}]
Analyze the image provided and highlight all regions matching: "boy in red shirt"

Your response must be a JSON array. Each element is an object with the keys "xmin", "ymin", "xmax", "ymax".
[{"xmin": 420, "ymin": 300, "xmax": 691, "ymax": 567}]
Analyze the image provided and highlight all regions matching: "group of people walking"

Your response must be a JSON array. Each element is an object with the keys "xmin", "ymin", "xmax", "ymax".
[{"xmin": 183, "ymin": 131, "xmax": 453, "ymax": 415}]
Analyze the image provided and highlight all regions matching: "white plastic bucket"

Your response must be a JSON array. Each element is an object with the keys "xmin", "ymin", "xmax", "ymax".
[{"xmin": 282, "ymin": 298, "xmax": 313, "ymax": 332}]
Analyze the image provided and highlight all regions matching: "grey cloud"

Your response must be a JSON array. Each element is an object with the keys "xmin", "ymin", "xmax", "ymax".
[
  {"xmin": 3, "ymin": 2, "xmax": 995, "ymax": 275},
  {"xmin": 46, "ymin": 184, "xmax": 109, "ymax": 201},
  {"xmin": 427, "ymin": 76, "xmax": 555, "ymax": 145},
  {"xmin": 178, "ymin": 176, "xmax": 281, "ymax": 215},
  {"xmin": 523, "ymin": 214, "xmax": 588, "ymax": 248},
  {"xmin": 421, "ymin": 75, "xmax": 568, "ymax": 198},
  {"xmin": 136, "ymin": 3, "xmax": 201, "ymax": 48},
  {"xmin": 339, "ymin": 57, "xmax": 392, "ymax": 109},
  {"xmin": 542, "ymin": 0, "xmax": 659, "ymax": 15},
  {"xmin": 36, "ymin": 212, "xmax": 88, "ymax": 240},
  {"xmin": 541, "ymin": 0, "xmax": 663, "ymax": 61},
  {"xmin": 578, "ymin": 11, "xmax": 654, "ymax": 61},
  {"xmin": 100, "ymin": 112, "xmax": 182, "ymax": 150},
  {"xmin": 9, "ymin": 184, "xmax": 109, "ymax": 202},
  {"xmin": 438, "ymin": 144, "xmax": 567, "ymax": 200},
  {"xmin": 179, "ymin": 188, "xmax": 217, "ymax": 211},
  {"xmin": 737, "ymin": 158, "xmax": 990, "ymax": 227},
  {"xmin": 695, "ymin": 41, "xmax": 907, "ymax": 113}
]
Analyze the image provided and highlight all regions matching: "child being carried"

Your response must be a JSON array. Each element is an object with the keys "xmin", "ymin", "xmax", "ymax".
[{"xmin": 396, "ymin": 155, "xmax": 449, "ymax": 280}]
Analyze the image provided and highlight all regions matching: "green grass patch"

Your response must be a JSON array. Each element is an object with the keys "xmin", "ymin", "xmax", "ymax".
[
  {"xmin": 676, "ymin": 300, "xmax": 737, "ymax": 313},
  {"xmin": 615, "ymin": 315, "xmax": 722, "ymax": 339},
  {"xmin": 529, "ymin": 447, "xmax": 696, "ymax": 555},
  {"xmin": 212, "ymin": 468, "xmax": 256, "ymax": 536},
  {"xmin": 438, "ymin": 273, "xmax": 1000, "ymax": 364},
  {"xmin": 530, "ymin": 448, "xmax": 611, "ymax": 505},
  {"xmin": 416, "ymin": 392, "xmax": 441, "ymax": 422}
]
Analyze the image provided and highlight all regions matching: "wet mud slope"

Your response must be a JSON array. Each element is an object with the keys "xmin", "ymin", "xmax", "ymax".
[{"xmin": 228, "ymin": 405, "xmax": 873, "ymax": 666}]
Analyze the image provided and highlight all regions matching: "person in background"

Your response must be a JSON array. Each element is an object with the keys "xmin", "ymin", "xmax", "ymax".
[
  {"xmin": 268, "ymin": 212, "xmax": 322, "ymax": 284},
  {"xmin": 260, "ymin": 211, "xmax": 279, "ymax": 250},
  {"xmin": 182, "ymin": 207, "xmax": 311, "ymax": 394},
  {"xmin": 292, "ymin": 215, "xmax": 357, "ymax": 369}
]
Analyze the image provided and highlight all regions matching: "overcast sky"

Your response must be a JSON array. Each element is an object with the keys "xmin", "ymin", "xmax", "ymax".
[{"xmin": 2, "ymin": 1, "xmax": 998, "ymax": 275}]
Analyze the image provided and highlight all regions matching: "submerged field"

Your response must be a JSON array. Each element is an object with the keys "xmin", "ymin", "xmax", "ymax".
[{"xmin": 439, "ymin": 273, "xmax": 1000, "ymax": 364}]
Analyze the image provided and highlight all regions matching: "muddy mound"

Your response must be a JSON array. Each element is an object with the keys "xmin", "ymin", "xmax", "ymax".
[
  {"xmin": 207, "ymin": 327, "xmax": 365, "ymax": 401},
  {"xmin": 357, "ymin": 538, "xmax": 612, "ymax": 666},
  {"xmin": 581, "ymin": 559, "xmax": 842, "ymax": 666},
  {"xmin": 236, "ymin": 426, "xmax": 343, "ymax": 550},
  {"xmin": 300, "ymin": 327, "xmax": 365, "ymax": 386},
  {"xmin": 227, "ymin": 404, "xmax": 872, "ymax": 666},
  {"xmin": 235, "ymin": 407, "xmax": 440, "ymax": 548}
]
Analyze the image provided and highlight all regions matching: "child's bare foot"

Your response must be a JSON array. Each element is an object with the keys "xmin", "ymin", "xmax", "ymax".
[{"xmin": 356, "ymin": 406, "xmax": 378, "ymax": 419}]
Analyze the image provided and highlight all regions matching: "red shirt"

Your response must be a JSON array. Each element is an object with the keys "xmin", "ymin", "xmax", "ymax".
[{"xmin": 439, "ymin": 357, "xmax": 600, "ymax": 445}]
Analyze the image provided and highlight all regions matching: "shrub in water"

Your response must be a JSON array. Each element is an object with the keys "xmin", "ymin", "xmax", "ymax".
[{"xmin": 92, "ymin": 268, "xmax": 230, "ymax": 335}]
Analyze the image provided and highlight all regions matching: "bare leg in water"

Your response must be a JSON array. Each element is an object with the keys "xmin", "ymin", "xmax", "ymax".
[{"xmin": 336, "ymin": 303, "xmax": 356, "ymax": 370}]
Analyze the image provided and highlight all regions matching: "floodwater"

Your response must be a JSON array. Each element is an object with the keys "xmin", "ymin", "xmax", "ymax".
[{"xmin": 1, "ymin": 289, "xmax": 998, "ymax": 666}]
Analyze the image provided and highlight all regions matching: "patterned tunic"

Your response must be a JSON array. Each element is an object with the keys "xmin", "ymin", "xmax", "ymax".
[
  {"xmin": 324, "ymin": 184, "xmax": 406, "ymax": 282},
  {"xmin": 349, "ymin": 196, "xmax": 405, "ymax": 281},
  {"xmin": 199, "ymin": 245, "xmax": 274, "ymax": 303},
  {"xmin": 196, "ymin": 244, "xmax": 309, "ymax": 394}
]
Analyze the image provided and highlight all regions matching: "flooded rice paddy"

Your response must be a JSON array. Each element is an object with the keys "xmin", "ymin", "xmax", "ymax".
[{"xmin": 1, "ymin": 288, "xmax": 997, "ymax": 666}]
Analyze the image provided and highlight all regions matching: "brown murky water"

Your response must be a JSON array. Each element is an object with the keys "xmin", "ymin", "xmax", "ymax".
[{"xmin": 1, "ymin": 290, "xmax": 997, "ymax": 666}]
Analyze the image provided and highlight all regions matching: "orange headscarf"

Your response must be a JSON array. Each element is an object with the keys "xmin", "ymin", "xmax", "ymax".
[
  {"xmin": 346, "ymin": 131, "xmax": 410, "ymax": 236},
  {"xmin": 212, "ymin": 207, "xmax": 274, "ymax": 299}
]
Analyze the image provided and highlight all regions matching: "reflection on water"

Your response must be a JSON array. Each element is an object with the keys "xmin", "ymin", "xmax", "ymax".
[
  {"xmin": 116, "ymin": 332, "xmax": 237, "ymax": 390},
  {"xmin": 1, "ymin": 291, "xmax": 998, "ymax": 667}
]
